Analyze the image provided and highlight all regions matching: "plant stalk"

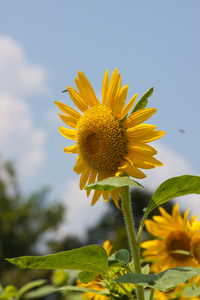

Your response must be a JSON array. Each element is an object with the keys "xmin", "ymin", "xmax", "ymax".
[{"xmin": 120, "ymin": 186, "xmax": 145, "ymax": 300}]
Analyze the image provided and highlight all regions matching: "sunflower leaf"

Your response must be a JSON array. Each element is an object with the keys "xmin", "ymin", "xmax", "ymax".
[
  {"xmin": 114, "ymin": 266, "xmax": 200, "ymax": 292},
  {"xmin": 146, "ymin": 175, "xmax": 200, "ymax": 214},
  {"xmin": 108, "ymin": 249, "xmax": 132, "ymax": 272},
  {"xmin": 55, "ymin": 286, "xmax": 110, "ymax": 296},
  {"xmin": 6, "ymin": 245, "xmax": 108, "ymax": 275},
  {"xmin": 85, "ymin": 176, "xmax": 144, "ymax": 191},
  {"xmin": 131, "ymin": 87, "xmax": 154, "ymax": 114},
  {"xmin": 78, "ymin": 271, "xmax": 99, "ymax": 284}
]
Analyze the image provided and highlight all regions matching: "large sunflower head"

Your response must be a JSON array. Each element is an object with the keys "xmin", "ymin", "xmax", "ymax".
[
  {"xmin": 55, "ymin": 69, "xmax": 165, "ymax": 207},
  {"xmin": 141, "ymin": 203, "xmax": 198, "ymax": 273}
]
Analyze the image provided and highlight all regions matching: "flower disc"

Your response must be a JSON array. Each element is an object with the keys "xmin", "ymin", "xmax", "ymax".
[{"xmin": 76, "ymin": 106, "xmax": 127, "ymax": 174}]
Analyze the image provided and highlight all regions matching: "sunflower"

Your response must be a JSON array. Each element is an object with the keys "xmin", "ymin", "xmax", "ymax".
[
  {"xmin": 55, "ymin": 69, "xmax": 165, "ymax": 207},
  {"xmin": 141, "ymin": 203, "xmax": 198, "ymax": 273}
]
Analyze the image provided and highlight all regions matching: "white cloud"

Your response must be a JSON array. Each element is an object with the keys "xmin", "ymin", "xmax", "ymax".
[
  {"xmin": 0, "ymin": 35, "xmax": 48, "ymax": 179},
  {"xmin": 142, "ymin": 142, "xmax": 193, "ymax": 191},
  {"xmin": 0, "ymin": 35, "xmax": 48, "ymax": 96},
  {"xmin": 0, "ymin": 94, "xmax": 46, "ymax": 177},
  {"xmin": 58, "ymin": 178, "xmax": 108, "ymax": 239}
]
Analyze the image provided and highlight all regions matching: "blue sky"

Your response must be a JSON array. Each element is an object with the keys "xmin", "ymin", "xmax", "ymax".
[{"xmin": 0, "ymin": 1, "xmax": 200, "ymax": 238}]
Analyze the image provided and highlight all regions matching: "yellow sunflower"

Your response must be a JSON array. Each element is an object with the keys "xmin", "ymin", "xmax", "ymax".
[
  {"xmin": 76, "ymin": 241, "xmax": 113, "ymax": 300},
  {"xmin": 141, "ymin": 203, "xmax": 198, "ymax": 273},
  {"xmin": 55, "ymin": 69, "xmax": 165, "ymax": 207}
]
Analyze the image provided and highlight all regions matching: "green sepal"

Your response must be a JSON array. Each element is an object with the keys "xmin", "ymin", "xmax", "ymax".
[
  {"xmin": 85, "ymin": 176, "xmax": 144, "ymax": 192},
  {"xmin": 146, "ymin": 175, "xmax": 200, "ymax": 215},
  {"xmin": 6, "ymin": 245, "xmax": 108, "ymax": 275},
  {"xmin": 114, "ymin": 266, "xmax": 200, "ymax": 292},
  {"xmin": 108, "ymin": 249, "xmax": 132, "ymax": 272},
  {"xmin": 131, "ymin": 87, "xmax": 154, "ymax": 114}
]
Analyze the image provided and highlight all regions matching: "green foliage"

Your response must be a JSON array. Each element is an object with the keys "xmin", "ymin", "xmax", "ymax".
[
  {"xmin": 7, "ymin": 245, "xmax": 108, "ymax": 277},
  {"xmin": 85, "ymin": 176, "xmax": 144, "ymax": 192},
  {"xmin": 146, "ymin": 175, "xmax": 200, "ymax": 214},
  {"xmin": 0, "ymin": 158, "xmax": 65, "ymax": 286},
  {"xmin": 114, "ymin": 266, "xmax": 200, "ymax": 292},
  {"xmin": 0, "ymin": 280, "xmax": 47, "ymax": 300},
  {"xmin": 108, "ymin": 250, "xmax": 132, "ymax": 272},
  {"xmin": 131, "ymin": 87, "xmax": 154, "ymax": 114}
]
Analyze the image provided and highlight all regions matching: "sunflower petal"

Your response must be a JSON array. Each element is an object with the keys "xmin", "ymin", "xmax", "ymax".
[
  {"xmin": 75, "ymin": 71, "xmax": 99, "ymax": 107},
  {"xmin": 86, "ymin": 171, "xmax": 97, "ymax": 197},
  {"xmin": 73, "ymin": 156, "xmax": 85, "ymax": 175},
  {"xmin": 102, "ymin": 69, "xmax": 109, "ymax": 106},
  {"xmin": 114, "ymin": 85, "xmax": 129, "ymax": 116},
  {"xmin": 59, "ymin": 126, "xmax": 76, "ymax": 140},
  {"xmin": 120, "ymin": 93, "xmax": 138, "ymax": 120},
  {"xmin": 67, "ymin": 86, "xmax": 88, "ymax": 112},
  {"xmin": 55, "ymin": 101, "xmax": 81, "ymax": 120},
  {"xmin": 58, "ymin": 113, "xmax": 78, "ymax": 128},
  {"xmin": 64, "ymin": 144, "xmax": 78, "ymax": 153},
  {"xmin": 79, "ymin": 168, "xmax": 91, "ymax": 190},
  {"xmin": 124, "ymin": 162, "xmax": 146, "ymax": 179},
  {"xmin": 123, "ymin": 108, "xmax": 157, "ymax": 128}
]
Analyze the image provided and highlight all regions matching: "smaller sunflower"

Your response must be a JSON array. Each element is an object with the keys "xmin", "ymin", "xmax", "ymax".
[{"xmin": 141, "ymin": 203, "xmax": 198, "ymax": 273}]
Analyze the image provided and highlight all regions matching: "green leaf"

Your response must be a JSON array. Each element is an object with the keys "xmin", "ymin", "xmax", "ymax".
[
  {"xmin": 183, "ymin": 285, "xmax": 200, "ymax": 297},
  {"xmin": 131, "ymin": 87, "xmax": 154, "ymax": 114},
  {"xmin": 24, "ymin": 286, "xmax": 55, "ymax": 299},
  {"xmin": 78, "ymin": 271, "xmax": 99, "ymax": 284},
  {"xmin": 55, "ymin": 286, "xmax": 110, "ymax": 296},
  {"xmin": 108, "ymin": 249, "xmax": 132, "ymax": 272},
  {"xmin": 146, "ymin": 175, "xmax": 200, "ymax": 215},
  {"xmin": 114, "ymin": 266, "xmax": 200, "ymax": 292},
  {"xmin": 16, "ymin": 280, "xmax": 46, "ymax": 300},
  {"xmin": 85, "ymin": 176, "xmax": 144, "ymax": 192},
  {"xmin": 6, "ymin": 245, "xmax": 108, "ymax": 275}
]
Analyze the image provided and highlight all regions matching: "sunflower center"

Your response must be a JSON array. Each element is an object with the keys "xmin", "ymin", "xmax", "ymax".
[
  {"xmin": 166, "ymin": 231, "xmax": 190, "ymax": 261},
  {"xmin": 76, "ymin": 106, "xmax": 127, "ymax": 174},
  {"xmin": 190, "ymin": 234, "xmax": 200, "ymax": 265}
]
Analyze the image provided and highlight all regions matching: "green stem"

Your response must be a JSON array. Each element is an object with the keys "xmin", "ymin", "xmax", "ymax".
[
  {"xmin": 115, "ymin": 282, "xmax": 135, "ymax": 300},
  {"xmin": 137, "ymin": 209, "xmax": 149, "ymax": 246},
  {"xmin": 120, "ymin": 186, "xmax": 145, "ymax": 300},
  {"xmin": 149, "ymin": 288, "xmax": 154, "ymax": 300}
]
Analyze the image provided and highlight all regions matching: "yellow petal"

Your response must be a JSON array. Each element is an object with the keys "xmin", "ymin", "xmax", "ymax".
[
  {"xmin": 55, "ymin": 101, "xmax": 81, "ymax": 120},
  {"xmin": 110, "ymin": 188, "xmax": 120, "ymax": 209},
  {"xmin": 64, "ymin": 144, "xmax": 78, "ymax": 153},
  {"xmin": 126, "ymin": 127, "xmax": 165, "ymax": 143},
  {"xmin": 73, "ymin": 156, "xmax": 85, "ymax": 175},
  {"xmin": 91, "ymin": 190, "xmax": 102, "ymax": 206},
  {"xmin": 127, "ymin": 142, "xmax": 157, "ymax": 156},
  {"xmin": 58, "ymin": 113, "xmax": 78, "ymax": 128},
  {"xmin": 67, "ymin": 86, "xmax": 88, "ymax": 112},
  {"xmin": 59, "ymin": 126, "xmax": 76, "ymax": 140},
  {"xmin": 102, "ymin": 69, "xmax": 109, "ymax": 106},
  {"xmin": 123, "ymin": 162, "xmax": 146, "ymax": 179},
  {"xmin": 86, "ymin": 171, "xmax": 97, "ymax": 197},
  {"xmin": 79, "ymin": 168, "xmax": 91, "ymax": 190},
  {"xmin": 107, "ymin": 73, "xmax": 121, "ymax": 110},
  {"xmin": 75, "ymin": 71, "xmax": 99, "ymax": 107},
  {"xmin": 123, "ymin": 108, "xmax": 157, "ymax": 128},
  {"xmin": 120, "ymin": 93, "xmax": 138, "ymax": 120},
  {"xmin": 114, "ymin": 85, "xmax": 129, "ymax": 116}
]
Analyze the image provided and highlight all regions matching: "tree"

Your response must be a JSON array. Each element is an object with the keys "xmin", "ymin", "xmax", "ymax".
[{"xmin": 0, "ymin": 158, "xmax": 65, "ymax": 287}]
